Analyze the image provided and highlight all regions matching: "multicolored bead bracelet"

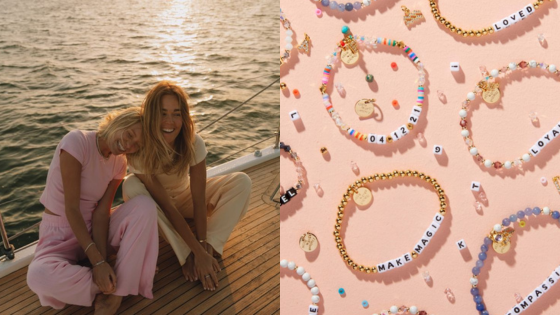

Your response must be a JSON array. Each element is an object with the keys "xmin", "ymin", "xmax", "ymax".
[
  {"xmin": 334, "ymin": 171, "xmax": 447, "ymax": 274},
  {"xmin": 459, "ymin": 60, "xmax": 559, "ymax": 170},
  {"xmin": 429, "ymin": 0, "xmax": 554, "ymax": 37},
  {"xmin": 373, "ymin": 305, "xmax": 431, "ymax": 315},
  {"xmin": 321, "ymin": 26, "xmax": 426, "ymax": 145},
  {"xmin": 280, "ymin": 259, "xmax": 321, "ymax": 314},
  {"xmin": 312, "ymin": 0, "xmax": 375, "ymax": 13},
  {"xmin": 279, "ymin": 142, "xmax": 304, "ymax": 206},
  {"xmin": 470, "ymin": 206, "xmax": 560, "ymax": 315}
]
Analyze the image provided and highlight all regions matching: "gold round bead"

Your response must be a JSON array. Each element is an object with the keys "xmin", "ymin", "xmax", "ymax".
[
  {"xmin": 412, "ymin": 171, "xmax": 419, "ymax": 177},
  {"xmin": 337, "ymin": 219, "xmax": 343, "ymax": 225},
  {"xmin": 342, "ymin": 200, "xmax": 348, "ymax": 206},
  {"xmin": 334, "ymin": 230, "xmax": 340, "ymax": 236},
  {"xmin": 387, "ymin": 136, "xmax": 393, "ymax": 143},
  {"xmin": 335, "ymin": 224, "xmax": 341, "ymax": 230},
  {"xmin": 367, "ymin": 176, "xmax": 374, "ymax": 182},
  {"xmin": 387, "ymin": 173, "xmax": 393, "ymax": 180},
  {"xmin": 372, "ymin": 267, "xmax": 378, "ymax": 273},
  {"xmin": 365, "ymin": 267, "xmax": 371, "ymax": 274},
  {"xmin": 338, "ymin": 212, "xmax": 344, "ymax": 218},
  {"xmin": 407, "ymin": 123, "xmax": 414, "ymax": 130},
  {"xmin": 347, "ymin": 259, "xmax": 353, "ymax": 265},
  {"xmin": 411, "ymin": 252, "xmax": 418, "ymax": 259},
  {"xmin": 440, "ymin": 202, "xmax": 447, "ymax": 209},
  {"xmin": 343, "ymin": 254, "xmax": 349, "ymax": 261},
  {"xmin": 381, "ymin": 174, "xmax": 387, "ymax": 180},
  {"xmin": 335, "ymin": 236, "xmax": 341, "ymax": 242},
  {"xmin": 440, "ymin": 209, "xmax": 446, "ymax": 215}
]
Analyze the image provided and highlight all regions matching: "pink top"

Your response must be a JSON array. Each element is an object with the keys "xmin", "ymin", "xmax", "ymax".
[{"xmin": 40, "ymin": 130, "xmax": 127, "ymax": 221}]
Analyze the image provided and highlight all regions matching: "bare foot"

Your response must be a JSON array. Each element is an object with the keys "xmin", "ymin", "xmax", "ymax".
[
  {"xmin": 181, "ymin": 252, "xmax": 197, "ymax": 282},
  {"xmin": 206, "ymin": 243, "xmax": 221, "ymax": 258},
  {"xmin": 94, "ymin": 294, "xmax": 122, "ymax": 315}
]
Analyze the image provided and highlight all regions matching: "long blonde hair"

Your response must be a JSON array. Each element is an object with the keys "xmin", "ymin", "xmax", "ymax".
[
  {"xmin": 98, "ymin": 106, "xmax": 142, "ymax": 143},
  {"xmin": 129, "ymin": 81, "xmax": 195, "ymax": 177}
]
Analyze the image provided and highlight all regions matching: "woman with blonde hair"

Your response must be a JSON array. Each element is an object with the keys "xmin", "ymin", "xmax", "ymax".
[
  {"xmin": 123, "ymin": 81, "xmax": 252, "ymax": 291},
  {"xmin": 27, "ymin": 107, "xmax": 159, "ymax": 315}
]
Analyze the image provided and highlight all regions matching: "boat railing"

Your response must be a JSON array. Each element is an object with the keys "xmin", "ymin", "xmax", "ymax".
[{"xmin": 0, "ymin": 76, "xmax": 280, "ymax": 260}]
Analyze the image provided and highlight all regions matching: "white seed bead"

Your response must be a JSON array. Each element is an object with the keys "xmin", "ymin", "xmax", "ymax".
[
  {"xmin": 494, "ymin": 224, "xmax": 502, "ymax": 232},
  {"xmin": 504, "ymin": 161, "xmax": 512, "ymax": 169},
  {"xmin": 280, "ymin": 259, "xmax": 288, "ymax": 268},
  {"xmin": 522, "ymin": 153, "xmax": 531, "ymax": 162},
  {"xmin": 549, "ymin": 64, "xmax": 557, "ymax": 73},
  {"xmin": 470, "ymin": 277, "xmax": 479, "ymax": 285},
  {"xmin": 543, "ymin": 207, "xmax": 551, "ymax": 215},
  {"xmin": 311, "ymin": 286, "xmax": 319, "ymax": 295},
  {"xmin": 285, "ymin": 36, "xmax": 293, "ymax": 43},
  {"xmin": 362, "ymin": 0, "xmax": 371, "ymax": 6},
  {"xmin": 459, "ymin": 109, "xmax": 467, "ymax": 118},
  {"xmin": 409, "ymin": 306, "xmax": 418, "ymax": 314},
  {"xmin": 302, "ymin": 272, "xmax": 311, "ymax": 281},
  {"xmin": 470, "ymin": 147, "xmax": 478, "ymax": 156},
  {"xmin": 484, "ymin": 160, "xmax": 493, "ymax": 168},
  {"xmin": 529, "ymin": 60, "xmax": 537, "ymax": 68},
  {"xmin": 285, "ymin": 43, "xmax": 293, "ymax": 50},
  {"xmin": 286, "ymin": 29, "xmax": 293, "ymax": 36},
  {"xmin": 288, "ymin": 261, "xmax": 296, "ymax": 270},
  {"xmin": 296, "ymin": 266, "xmax": 305, "ymax": 275},
  {"xmin": 509, "ymin": 62, "xmax": 517, "ymax": 70},
  {"xmin": 467, "ymin": 92, "xmax": 476, "ymax": 101},
  {"xmin": 311, "ymin": 295, "xmax": 320, "ymax": 303},
  {"xmin": 461, "ymin": 130, "xmax": 470, "ymax": 137},
  {"xmin": 390, "ymin": 306, "xmax": 399, "ymax": 313},
  {"xmin": 307, "ymin": 279, "xmax": 316, "ymax": 288},
  {"xmin": 490, "ymin": 69, "xmax": 499, "ymax": 77}
]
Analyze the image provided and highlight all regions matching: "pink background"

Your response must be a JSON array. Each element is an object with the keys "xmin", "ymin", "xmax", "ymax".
[{"xmin": 280, "ymin": 0, "xmax": 560, "ymax": 314}]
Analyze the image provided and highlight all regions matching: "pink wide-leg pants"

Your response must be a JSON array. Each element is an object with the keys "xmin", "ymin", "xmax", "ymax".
[{"xmin": 27, "ymin": 195, "xmax": 158, "ymax": 309}]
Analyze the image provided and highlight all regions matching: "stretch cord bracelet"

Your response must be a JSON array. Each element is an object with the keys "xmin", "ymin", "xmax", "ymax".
[
  {"xmin": 321, "ymin": 26, "xmax": 426, "ymax": 145},
  {"xmin": 279, "ymin": 142, "xmax": 304, "ymax": 206},
  {"xmin": 334, "ymin": 171, "xmax": 447, "ymax": 274},
  {"xmin": 429, "ymin": 0, "xmax": 553, "ymax": 37},
  {"xmin": 373, "ymin": 305, "xmax": 432, "ymax": 315},
  {"xmin": 280, "ymin": 259, "xmax": 321, "ymax": 314},
  {"xmin": 280, "ymin": 9, "xmax": 310, "ymax": 67},
  {"xmin": 470, "ymin": 206, "xmax": 560, "ymax": 315},
  {"xmin": 459, "ymin": 60, "xmax": 559, "ymax": 170},
  {"xmin": 311, "ymin": 0, "xmax": 374, "ymax": 13}
]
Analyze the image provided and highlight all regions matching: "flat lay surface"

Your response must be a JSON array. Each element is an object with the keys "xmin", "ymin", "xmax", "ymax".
[{"xmin": 280, "ymin": 0, "xmax": 560, "ymax": 313}]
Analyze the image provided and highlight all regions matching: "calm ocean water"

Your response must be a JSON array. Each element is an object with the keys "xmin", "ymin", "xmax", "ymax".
[{"xmin": 0, "ymin": 0, "xmax": 278, "ymax": 248}]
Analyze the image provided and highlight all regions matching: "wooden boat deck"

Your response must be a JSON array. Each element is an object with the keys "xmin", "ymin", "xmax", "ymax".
[{"xmin": 0, "ymin": 157, "xmax": 280, "ymax": 315}]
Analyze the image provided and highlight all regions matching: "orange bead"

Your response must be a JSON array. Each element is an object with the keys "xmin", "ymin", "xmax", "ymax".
[
  {"xmin": 391, "ymin": 62, "xmax": 397, "ymax": 69},
  {"xmin": 293, "ymin": 89, "xmax": 300, "ymax": 96},
  {"xmin": 392, "ymin": 100, "xmax": 398, "ymax": 107}
]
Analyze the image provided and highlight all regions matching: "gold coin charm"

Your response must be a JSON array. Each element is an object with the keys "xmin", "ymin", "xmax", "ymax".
[
  {"xmin": 299, "ymin": 232, "xmax": 319, "ymax": 252},
  {"xmin": 353, "ymin": 187, "xmax": 372, "ymax": 206},
  {"xmin": 482, "ymin": 87, "xmax": 500, "ymax": 104},
  {"xmin": 492, "ymin": 241, "xmax": 511, "ymax": 254},
  {"xmin": 341, "ymin": 49, "xmax": 359, "ymax": 65},
  {"xmin": 354, "ymin": 99, "xmax": 375, "ymax": 118}
]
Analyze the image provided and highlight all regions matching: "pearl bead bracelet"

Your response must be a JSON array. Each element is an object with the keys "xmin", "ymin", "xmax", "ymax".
[
  {"xmin": 429, "ymin": 0, "xmax": 553, "ymax": 37},
  {"xmin": 320, "ymin": 26, "xmax": 427, "ymax": 145},
  {"xmin": 334, "ymin": 171, "xmax": 447, "ymax": 274},
  {"xmin": 470, "ymin": 206, "xmax": 560, "ymax": 315},
  {"xmin": 312, "ymin": 0, "xmax": 374, "ymax": 13},
  {"xmin": 280, "ymin": 259, "xmax": 321, "ymax": 314},
  {"xmin": 279, "ymin": 142, "xmax": 304, "ymax": 206},
  {"xmin": 373, "ymin": 305, "xmax": 432, "ymax": 315},
  {"xmin": 459, "ymin": 60, "xmax": 559, "ymax": 170},
  {"xmin": 280, "ymin": 9, "xmax": 310, "ymax": 66}
]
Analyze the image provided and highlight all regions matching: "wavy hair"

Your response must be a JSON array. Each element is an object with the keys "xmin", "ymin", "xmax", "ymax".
[
  {"xmin": 128, "ymin": 81, "xmax": 195, "ymax": 177},
  {"xmin": 97, "ymin": 106, "xmax": 143, "ymax": 145}
]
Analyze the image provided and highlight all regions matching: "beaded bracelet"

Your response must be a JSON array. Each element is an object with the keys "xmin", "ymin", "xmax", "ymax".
[
  {"xmin": 374, "ymin": 305, "xmax": 430, "ymax": 315},
  {"xmin": 280, "ymin": 259, "xmax": 321, "ymax": 314},
  {"xmin": 429, "ymin": 0, "xmax": 553, "ymax": 38},
  {"xmin": 312, "ymin": 0, "xmax": 374, "ymax": 13},
  {"xmin": 280, "ymin": 9, "xmax": 310, "ymax": 67},
  {"xmin": 334, "ymin": 171, "xmax": 447, "ymax": 274},
  {"xmin": 279, "ymin": 142, "xmax": 304, "ymax": 206},
  {"xmin": 459, "ymin": 60, "xmax": 559, "ymax": 170},
  {"xmin": 470, "ymin": 206, "xmax": 560, "ymax": 315},
  {"xmin": 321, "ymin": 26, "xmax": 426, "ymax": 145}
]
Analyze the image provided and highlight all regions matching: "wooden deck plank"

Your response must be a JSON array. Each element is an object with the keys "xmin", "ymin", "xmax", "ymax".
[{"xmin": 2, "ymin": 157, "xmax": 279, "ymax": 314}]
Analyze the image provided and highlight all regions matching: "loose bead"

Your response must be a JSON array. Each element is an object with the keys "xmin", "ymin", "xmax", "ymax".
[
  {"xmin": 362, "ymin": 300, "xmax": 369, "ymax": 307},
  {"xmin": 338, "ymin": 287, "xmax": 345, "ymax": 294},
  {"xmin": 341, "ymin": 26, "xmax": 349, "ymax": 34},
  {"xmin": 541, "ymin": 177, "xmax": 548, "ymax": 185}
]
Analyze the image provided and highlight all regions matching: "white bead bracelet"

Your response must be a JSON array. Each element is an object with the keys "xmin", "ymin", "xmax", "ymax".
[{"xmin": 280, "ymin": 259, "xmax": 321, "ymax": 314}]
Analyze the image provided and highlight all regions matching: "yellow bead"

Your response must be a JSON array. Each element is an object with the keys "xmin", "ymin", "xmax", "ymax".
[{"xmin": 519, "ymin": 220, "xmax": 526, "ymax": 227}]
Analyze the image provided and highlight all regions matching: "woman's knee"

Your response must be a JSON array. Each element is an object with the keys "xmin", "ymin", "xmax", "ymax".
[
  {"xmin": 232, "ymin": 172, "xmax": 252, "ymax": 190},
  {"xmin": 122, "ymin": 174, "xmax": 147, "ymax": 201},
  {"xmin": 127, "ymin": 195, "xmax": 157, "ymax": 220},
  {"xmin": 27, "ymin": 260, "xmax": 51, "ymax": 292}
]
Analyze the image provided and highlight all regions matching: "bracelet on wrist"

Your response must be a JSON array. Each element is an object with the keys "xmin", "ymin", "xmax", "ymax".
[
  {"xmin": 84, "ymin": 242, "xmax": 95, "ymax": 253},
  {"xmin": 93, "ymin": 260, "xmax": 106, "ymax": 268}
]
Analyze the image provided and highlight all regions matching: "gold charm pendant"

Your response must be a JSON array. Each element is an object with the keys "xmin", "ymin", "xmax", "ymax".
[
  {"xmin": 299, "ymin": 232, "xmax": 319, "ymax": 252},
  {"xmin": 339, "ymin": 35, "xmax": 359, "ymax": 65},
  {"xmin": 490, "ymin": 227, "xmax": 514, "ymax": 254},
  {"xmin": 353, "ymin": 187, "xmax": 372, "ymax": 206},
  {"xmin": 479, "ymin": 80, "xmax": 501, "ymax": 104},
  {"xmin": 402, "ymin": 6, "xmax": 424, "ymax": 27},
  {"xmin": 354, "ymin": 99, "xmax": 376, "ymax": 118},
  {"xmin": 298, "ymin": 33, "xmax": 311, "ymax": 53}
]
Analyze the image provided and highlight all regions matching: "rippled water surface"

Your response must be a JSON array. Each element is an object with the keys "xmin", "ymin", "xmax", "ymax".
[{"xmin": 0, "ymin": 0, "xmax": 278, "ymax": 248}]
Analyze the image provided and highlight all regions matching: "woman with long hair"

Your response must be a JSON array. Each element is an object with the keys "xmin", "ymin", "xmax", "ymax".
[
  {"xmin": 123, "ymin": 81, "xmax": 252, "ymax": 291},
  {"xmin": 27, "ymin": 107, "xmax": 159, "ymax": 315}
]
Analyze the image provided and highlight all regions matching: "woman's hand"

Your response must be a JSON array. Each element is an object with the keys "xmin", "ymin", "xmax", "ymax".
[
  {"xmin": 92, "ymin": 262, "xmax": 117, "ymax": 294},
  {"xmin": 204, "ymin": 242, "xmax": 221, "ymax": 273},
  {"xmin": 194, "ymin": 251, "xmax": 219, "ymax": 291}
]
